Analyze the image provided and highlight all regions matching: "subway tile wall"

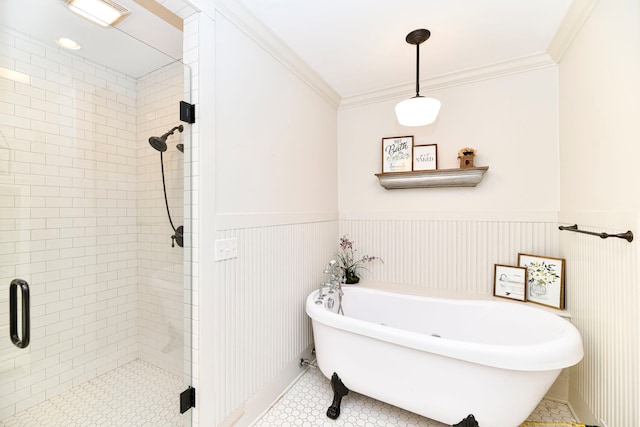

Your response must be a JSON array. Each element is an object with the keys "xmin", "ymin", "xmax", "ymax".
[{"xmin": 0, "ymin": 25, "xmax": 185, "ymax": 419}]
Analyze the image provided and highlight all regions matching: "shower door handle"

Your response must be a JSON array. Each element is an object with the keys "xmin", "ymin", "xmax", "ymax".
[{"xmin": 9, "ymin": 279, "xmax": 30, "ymax": 349}]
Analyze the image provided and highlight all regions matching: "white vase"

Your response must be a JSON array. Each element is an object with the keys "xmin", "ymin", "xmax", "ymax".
[{"xmin": 530, "ymin": 282, "xmax": 548, "ymax": 299}]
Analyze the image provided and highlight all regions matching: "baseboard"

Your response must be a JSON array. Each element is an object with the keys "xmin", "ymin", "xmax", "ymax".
[
  {"xmin": 220, "ymin": 344, "xmax": 316, "ymax": 427},
  {"xmin": 568, "ymin": 384, "xmax": 599, "ymax": 425}
]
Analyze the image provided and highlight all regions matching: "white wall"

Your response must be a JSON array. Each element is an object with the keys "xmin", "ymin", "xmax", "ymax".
[
  {"xmin": 558, "ymin": 0, "xmax": 640, "ymax": 425},
  {"xmin": 185, "ymin": 4, "xmax": 339, "ymax": 425},
  {"xmin": 213, "ymin": 12, "xmax": 338, "ymax": 424},
  {"xmin": 339, "ymin": 67, "xmax": 560, "ymax": 217},
  {"xmin": 215, "ymin": 16, "xmax": 337, "ymax": 220},
  {"xmin": 337, "ymin": 67, "xmax": 562, "ymax": 301}
]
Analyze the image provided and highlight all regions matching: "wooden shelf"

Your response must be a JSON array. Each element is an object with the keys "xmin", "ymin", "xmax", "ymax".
[{"xmin": 375, "ymin": 166, "xmax": 489, "ymax": 190}]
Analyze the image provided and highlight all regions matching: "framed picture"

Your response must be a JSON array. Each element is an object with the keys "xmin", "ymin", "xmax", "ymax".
[
  {"xmin": 493, "ymin": 264, "xmax": 527, "ymax": 302},
  {"xmin": 413, "ymin": 144, "xmax": 438, "ymax": 171},
  {"xmin": 382, "ymin": 136, "xmax": 413, "ymax": 173},
  {"xmin": 518, "ymin": 253, "xmax": 566, "ymax": 309}
]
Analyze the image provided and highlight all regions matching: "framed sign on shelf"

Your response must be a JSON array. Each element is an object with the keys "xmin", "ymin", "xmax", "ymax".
[
  {"xmin": 382, "ymin": 136, "xmax": 413, "ymax": 173},
  {"xmin": 413, "ymin": 144, "xmax": 437, "ymax": 171}
]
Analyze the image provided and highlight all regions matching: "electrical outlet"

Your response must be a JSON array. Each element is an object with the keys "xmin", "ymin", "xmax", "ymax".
[{"xmin": 215, "ymin": 238, "xmax": 238, "ymax": 261}]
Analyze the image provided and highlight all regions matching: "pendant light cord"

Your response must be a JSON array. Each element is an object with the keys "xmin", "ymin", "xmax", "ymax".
[
  {"xmin": 415, "ymin": 42, "xmax": 421, "ymax": 97},
  {"xmin": 160, "ymin": 152, "xmax": 177, "ymax": 233}
]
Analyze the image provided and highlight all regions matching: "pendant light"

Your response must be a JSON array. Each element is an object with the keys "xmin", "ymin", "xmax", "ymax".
[{"xmin": 395, "ymin": 29, "xmax": 441, "ymax": 127}]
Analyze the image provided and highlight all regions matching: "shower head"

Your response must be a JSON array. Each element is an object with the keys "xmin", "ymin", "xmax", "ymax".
[
  {"xmin": 149, "ymin": 135, "xmax": 168, "ymax": 152},
  {"xmin": 148, "ymin": 125, "xmax": 184, "ymax": 152}
]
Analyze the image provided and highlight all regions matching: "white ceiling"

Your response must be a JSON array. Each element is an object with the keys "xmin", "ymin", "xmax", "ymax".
[
  {"xmin": 236, "ymin": 0, "xmax": 573, "ymax": 98},
  {"xmin": 1, "ymin": 0, "xmax": 575, "ymax": 97},
  {"xmin": 1, "ymin": 0, "xmax": 185, "ymax": 79}
]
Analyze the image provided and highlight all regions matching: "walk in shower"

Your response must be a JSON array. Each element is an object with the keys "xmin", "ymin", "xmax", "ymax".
[{"xmin": 0, "ymin": 1, "xmax": 192, "ymax": 424}]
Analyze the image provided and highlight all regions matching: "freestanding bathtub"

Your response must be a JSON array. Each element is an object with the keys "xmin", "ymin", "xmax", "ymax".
[{"xmin": 306, "ymin": 285, "xmax": 583, "ymax": 427}]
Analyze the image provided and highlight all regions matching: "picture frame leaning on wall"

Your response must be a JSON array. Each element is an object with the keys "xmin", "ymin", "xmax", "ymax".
[
  {"xmin": 518, "ymin": 253, "xmax": 566, "ymax": 309},
  {"xmin": 493, "ymin": 264, "xmax": 527, "ymax": 302}
]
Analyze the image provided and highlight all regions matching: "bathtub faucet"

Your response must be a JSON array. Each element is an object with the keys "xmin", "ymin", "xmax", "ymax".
[
  {"xmin": 325, "ymin": 260, "xmax": 344, "ymax": 292},
  {"xmin": 323, "ymin": 260, "xmax": 345, "ymax": 315},
  {"xmin": 316, "ymin": 260, "xmax": 337, "ymax": 304}
]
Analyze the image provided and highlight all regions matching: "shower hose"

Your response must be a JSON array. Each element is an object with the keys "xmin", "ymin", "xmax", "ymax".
[{"xmin": 160, "ymin": 152, "xmax": 182, "ymax": 247}]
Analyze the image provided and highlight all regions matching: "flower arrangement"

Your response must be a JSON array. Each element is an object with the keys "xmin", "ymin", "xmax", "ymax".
[
  {"xmin": 335, "ymin": 235, "xmax": 382, "ymax": 284},
  {"xmin": 527, "ymin": 261, "xmax": 560, "ymax": 286}
]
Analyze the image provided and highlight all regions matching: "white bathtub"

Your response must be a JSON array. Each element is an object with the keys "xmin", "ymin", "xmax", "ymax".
[{"xmin": 306, "ymin": 285, "xmax": 583, "ymax": 427}]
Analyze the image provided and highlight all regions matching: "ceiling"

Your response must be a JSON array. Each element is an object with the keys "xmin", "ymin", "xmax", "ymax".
[
  {"xmin": 1, "ymin": 0, "xmax": 575, "ymax": 97},
  {"xmin": 0, "ymin": 0, "xmax": 186, "ymax": 79},
  {"xmin": 236, "ymin": 0, "xmax": 574, "ymax": 98}
]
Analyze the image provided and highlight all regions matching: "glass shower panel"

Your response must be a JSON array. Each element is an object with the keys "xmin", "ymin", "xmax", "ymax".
[{"xmin": 0, "ymin": 3, "xmax": 192, "ymax": 424}]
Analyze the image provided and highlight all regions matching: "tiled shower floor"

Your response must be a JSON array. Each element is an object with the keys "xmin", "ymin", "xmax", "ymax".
[
  {"xmin": 0, "ymin": 360, "xmax": 183, "ymax": 427},
  {"xmin": 252, "ymin": 366, "xmax": 577, "ymax": 426}
]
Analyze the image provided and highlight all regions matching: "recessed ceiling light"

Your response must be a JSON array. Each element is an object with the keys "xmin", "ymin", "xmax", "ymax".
[
  {"xmin": 61, "ymin": 0, "xmax": 130, "ymax": 27},
  {"xmin": 55, "ymin": 37, "xmax": 82, "ymax": 50}
]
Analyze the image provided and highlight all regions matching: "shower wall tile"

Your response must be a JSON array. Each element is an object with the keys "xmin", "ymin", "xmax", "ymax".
[{"xmin": 0, "ymin": 27, "xmax": 139, "ymax": 419}]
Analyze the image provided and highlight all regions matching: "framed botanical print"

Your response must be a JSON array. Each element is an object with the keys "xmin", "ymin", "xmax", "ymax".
[{"xmin": 518, "ymin": 253, "xmax": 566, "ymax": 309}]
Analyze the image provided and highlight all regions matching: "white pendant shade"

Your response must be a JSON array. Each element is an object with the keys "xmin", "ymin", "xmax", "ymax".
[{"xmin": 395, "ymin": 96, "xmax": 441, "ymax": 126}]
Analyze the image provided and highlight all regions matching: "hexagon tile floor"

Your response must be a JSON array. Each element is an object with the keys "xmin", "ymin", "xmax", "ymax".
[
  {"xmin": 1, "ymin": 360, "xmax": 577, "ymax": 427},
  {"xmin": 0, "ymin": 360, "xmax": 183, "ymax": 427},
  {"xmin": 251, "ymin": 367, "xmax": 578, "ymax": 427}
]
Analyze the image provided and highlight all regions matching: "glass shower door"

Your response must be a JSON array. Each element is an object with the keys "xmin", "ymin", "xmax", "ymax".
[
  {"xmin": 0, "ymin": 1, "xmax": 192, "ymax": 423},
  {"xmin": 0, "ymin": 144, "xmax": 33, "ymax": 419}
]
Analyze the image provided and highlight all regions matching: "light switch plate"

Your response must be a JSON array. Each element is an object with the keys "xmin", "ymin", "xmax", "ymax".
[{"xmin": 215, "ymin": 238, "xmax": 238, "ymax": 261}]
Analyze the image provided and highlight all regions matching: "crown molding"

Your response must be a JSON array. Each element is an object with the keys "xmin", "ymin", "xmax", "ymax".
[
  {"xmin": 189, "ymin": 0, "xmax": 597, "ymax": 111},
  {"xmin": 547, "ymin": 0, "xmax": 599, "ymax": 63},
  {"xmin": 340, "ymin": 52, "xmax": 557, "ymax": 110},
  {"xmin": 210, "ymin": 0, "xmax": 341, "ymax": 109}
]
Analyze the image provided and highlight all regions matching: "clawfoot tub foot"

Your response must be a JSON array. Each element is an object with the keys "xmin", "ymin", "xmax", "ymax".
[
  {"xmin": 453, "ymin": 414, "xmax": 479, "ymax": 427},
  {"xmin": 326, "ymin": 372, "xmax": 349, "ymax": 419}
]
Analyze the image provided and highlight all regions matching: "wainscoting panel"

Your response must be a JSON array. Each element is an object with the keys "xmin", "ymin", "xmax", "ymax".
[
  {"xmin": 339, "ymin": 219, "xmax": 559, "ymax": 294},
  {"xmin": 212, "ymin": 220, "xmax": 337, "ymax": 424},
  {"xmin": 561, "ymin": 223, "xmax": 639, "ymax": 427}
]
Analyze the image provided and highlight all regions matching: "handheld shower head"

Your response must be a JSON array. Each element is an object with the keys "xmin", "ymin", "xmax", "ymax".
[{"xmin": 148, "ymin": 125, "xmax": 184, "ymax": 152}]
